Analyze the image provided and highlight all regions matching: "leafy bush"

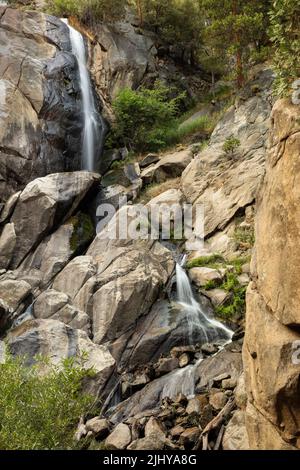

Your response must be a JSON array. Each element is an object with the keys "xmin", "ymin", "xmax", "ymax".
[
  {"xmin": 0, "ymin": 353, "xmax": 95, "ymax": 450},
  {"xmin": 223, "ymin": 135, "xmax": 241, "ymax": 156},
  {"xmin": 216, "ymin": 273, "xmax": 246, "ymax": 320},
  {"xmin": 269, "ymin": 0, "xmax": 300, "ymax": 96},
  {"xmin": 110, "ymin": 82, "xmax": 186, "ymax": 152}
]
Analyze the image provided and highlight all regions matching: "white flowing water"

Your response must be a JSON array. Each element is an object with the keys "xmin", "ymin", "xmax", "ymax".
[
  {"xmin": 176, "ymin": 261, "xmax": 233, "ymax": 344},
  {"xmin": 62, "ymin": 19, "xmax": 105, "ymax": 171},
  {"xmin": 161, "ymin": 260, "xmax": 234, "ymax": 400}
]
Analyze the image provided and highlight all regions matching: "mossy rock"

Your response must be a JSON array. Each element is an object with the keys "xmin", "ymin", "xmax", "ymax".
[{"xmin": 69, "ymin": 212, "xmax": 95, "ymax": 253}]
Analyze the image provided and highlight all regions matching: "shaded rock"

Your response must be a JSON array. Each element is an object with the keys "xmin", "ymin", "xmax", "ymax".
[
  {"xmin": 105, "ymin": 423, "xmax": 131, "ymax": 450},
  {"xmin": 0, "ymin": 223, "xmax": 16, "ymax": 269},
  {"xmin": 179, "ymin": 427, "xmax": 200, "ymax": 448},
  {"xmin": 222, "ymin": 410, "xmax": 249, "ymax": 450},
  {"xmin": 0, "ymin": 279, "xmax": 31, "ymax": 313},
  {"xmin": 139, "ymin": 154, "xmax": 160, "ymax": 169},
  {"xmin": 0, "ymin": 192, "xmax": 21, "ymax": 224},
  {"xmin": 155, "ymin": 357, "xmax": 179, "ymax": 376},
  {"xmin": 0, "ymin": 298, "xmax": 10, "ymax": 333},
  {"xmin": 222, "ymin": 378, "xmax": 237, "ymax": 390},
  {"xmin": 141, "ymin": 150, "xmax": 193, "ymax": 185}
]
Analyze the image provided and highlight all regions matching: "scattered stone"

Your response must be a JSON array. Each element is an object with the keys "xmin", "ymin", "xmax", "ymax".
[
  {"xmin": 209, "ymin": 391, "xmax": 228, "ymax": 410},
  {"xmin": 128, "ymin": 435, "xmax": 173, "ymax": 450},
  {"xmin": 175, "ymin": 393, "xmax": 188, "ymax": 406},
  {"xmin": 201, "ymin": 343, "xmax": 218, "ymax": 356},
  {"xmin": 105, "ymin": 423, "xmax": 132, "ymax": 450},
  {"xmin": 170, "ymin": 345, "xmax": 195, "ymax": 358},
  {"xmin": 213, "ymin": 373, "xmax": 231, "ymax": 385},
  {"xmin": 186, "ymin": 398, "xmax": 201, "ymax": 415},
  {"xmin": 179, "ymin": 427, "xmax": 200, "ymax": 448},
  {"xmin": 222, "ymin": 378, "xmax": 237, "ymax": 390},
  {"xmin": 145, "ymin": 417, "xmax": 166, "ymax": 438},
  {"xmin": 169, "ymin": 425, "xmax": 185, "ymax": 439},
  {"xmin": 85, "ymin": 418, "xmax": 110, "ymax": 439},
  {"xmin": 241, "ymin": 263, "xmax": 251, "ymax": 274},
  {"xmin": 179, "ymin": 353, "xmax": 190, "ymax": 368}
]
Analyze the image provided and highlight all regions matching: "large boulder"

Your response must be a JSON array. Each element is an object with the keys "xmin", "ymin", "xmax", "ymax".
[
  {"xmin": 243, "ymin": 99, "xmax": 300, "ymax": 449},
  {"xmin": 4, "ymin": 172, "xmax": 99, "ymax": 268},
  {"xmin": 7, "ymin": 319, "xmax": 115, "ymax": 395},
  {"xmin": 142, "ymin": 150, "xmax": 193, "ymax": 185},
  {"xmin": 0, "ymin": 7, "xmax": 84, "ymax": 202}
]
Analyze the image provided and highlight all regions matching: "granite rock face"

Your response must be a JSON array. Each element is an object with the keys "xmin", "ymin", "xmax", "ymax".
[{"xmin": 243, "ymin": 99, "xmax": 300, "ymax": 450}]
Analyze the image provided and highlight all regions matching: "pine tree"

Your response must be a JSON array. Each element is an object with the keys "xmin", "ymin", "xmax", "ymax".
[{"xmin": 199, "ymin": 0, "xmax": 267, "ymax": 87}]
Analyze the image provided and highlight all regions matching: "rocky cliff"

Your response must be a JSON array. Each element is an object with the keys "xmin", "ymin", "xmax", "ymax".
[{"xmin": 243, "ymin": 98, "xmax": 300, "ymax": 450}]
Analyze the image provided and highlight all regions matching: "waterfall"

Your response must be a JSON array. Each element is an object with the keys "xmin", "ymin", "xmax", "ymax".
[
  {"xmin": 62, "ymin": 19, "xmax": 105, "ymax": 172},
  {"xmin": 176, "ymin": 260, "xmax": 233, "ymax": 344}
]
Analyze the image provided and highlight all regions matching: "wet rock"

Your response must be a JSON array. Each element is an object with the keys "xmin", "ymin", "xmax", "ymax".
[
  {"xmin": 105, "ymin": 423, "xmax": 132, "ymax": 450},
  {"xmin": 121, "ymin": 372, "xmax": 151, "ymax": 399},
  {"xmin": 155, "ymin": 357, "xmax": 179, "ymax": 376},
  {"xmin": 201, "ymin": 343, "xmax": 218, "ymax": 356}
]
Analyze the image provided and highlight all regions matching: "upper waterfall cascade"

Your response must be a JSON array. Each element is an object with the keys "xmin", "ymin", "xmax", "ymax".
[{"xmin": 62, "ymin": 19, "xmax": 105, "ymax": 172}]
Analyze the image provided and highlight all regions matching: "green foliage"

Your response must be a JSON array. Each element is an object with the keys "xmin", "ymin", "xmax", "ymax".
[
  {"xmin": 216, "ymin": 272, "xmax": 246, "ymax": 320},
  {"xmin": 133, "ymin": 0, "xmax": 204, "ymax": 63},
  {"xmin": 234, "ymin": 226, "xmax": 255, "ymax": 249},
  {"xmin": 223, "ymin": 135, "xmax": 241, "ymax": 156},
  {"xmin": 199, "ymin": 0, "xmax": 268, "ymax": 86},
  {"xmin": 269, "ymin": 0, "xmax": 300, "ymax": 96},
  {"xmin": 0, "ymin": 352, "xmax": 95, "ymax": 450},
  {"xmin": 47, "ymin": 0, "xmax": 126, "ymax": 23},
  {"xmin": 187, "ymin": 254, "xmax": 226, "ymax": 269},
  {"xmin": 110, "ymin": 82, "xmax": 186, "ymax": 152}
]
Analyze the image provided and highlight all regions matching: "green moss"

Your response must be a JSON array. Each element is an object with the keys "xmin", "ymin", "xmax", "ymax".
[
  {"xmin": 186, "ymin": 254, "xmax": 226, "ymax": 269},
  {"xmin": 69, "ymin": 213, "xmax": 95, "ymax": 253}
]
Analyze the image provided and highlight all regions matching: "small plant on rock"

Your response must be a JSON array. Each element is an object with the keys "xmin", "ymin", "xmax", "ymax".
[{"xmin": 223, "ymin": 135, "xmax": 241, "ymax": 157}]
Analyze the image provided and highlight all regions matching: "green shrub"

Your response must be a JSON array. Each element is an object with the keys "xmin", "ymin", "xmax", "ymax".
[
  {"xmin": 110, "ymin": 82, "xmax": 186, "ymax": 153},
  {"xmin": 223, "ymin": 135, "xmax": 241, "ymax": 156},
  {"xmin": 0, "ymin": 352, "xmax": 95, "ymax": 450},
  {"xmin": 216, "ymin": 272, "xmax": 246, "ymax": 320},
  {"xmin": 234, "ymin": 226, "xmax": 255, "ymax": 249}
]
